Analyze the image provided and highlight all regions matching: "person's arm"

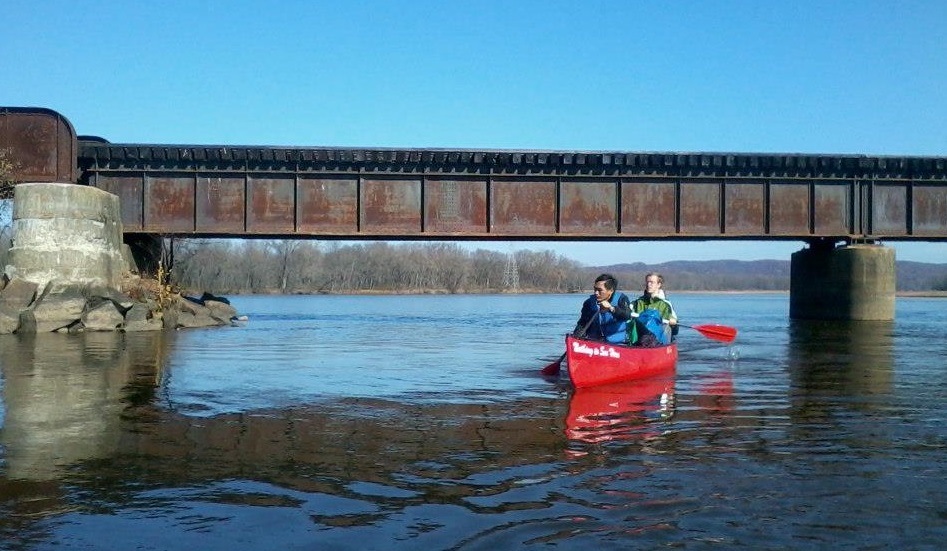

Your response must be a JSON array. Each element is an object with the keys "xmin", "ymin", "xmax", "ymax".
[
  {"xmin": 662, "ymin": 298, "xmax": 678, "ymax": 325},
  {"xmin": 610, "ymin": 293, "xmax": 633, "ymax": 321}
]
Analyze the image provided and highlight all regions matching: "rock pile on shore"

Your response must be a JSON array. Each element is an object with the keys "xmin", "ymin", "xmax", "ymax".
[{"xmin": 0, "ymin": 274, "xmax": 241, "ymax": 335}]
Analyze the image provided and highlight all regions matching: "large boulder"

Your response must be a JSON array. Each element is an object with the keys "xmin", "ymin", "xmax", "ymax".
[
  {"xmin": 204, "ymin": 299, "xmax": 238, "ymax": 323},
  {"xmin": 173, "ymin": 297, "xmax": 226, "ymax": 329},
  {"xmin": 123, "ymin": 303, "xmax": 162, "ymax": 332},
  {"xmin": 19, "ymin": 283, "xmax": 87, "ymax": 333},
  {"xmin": 81, "ymin": 299, "xmax": 125, "ymax": 331},
  {"xmin": 0, "ymin": 279, "xmax": 39, "ymax": 334},
  {"xmin": 0, "ymin": 278, "xmax": 38, "ymax": 308},
  {"xmin": 0, "ymin": 305, "xmax": 20, "ymax": 334},
  {"xmin": 87, "ymin": 285, "xmax": 136, "ymax": 313}
]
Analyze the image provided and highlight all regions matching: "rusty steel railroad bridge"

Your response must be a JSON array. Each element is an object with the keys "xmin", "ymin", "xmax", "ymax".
[
  {"xmin": 3, "ymin": 107, "xmax": 946, "ymax": 244},
  {"xmin": 2, "ymin": 107, "xmax": 946, "ymax": 319}
]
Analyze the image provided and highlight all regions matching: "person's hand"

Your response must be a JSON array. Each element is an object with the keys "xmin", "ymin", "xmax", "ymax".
[{"xmin": 598, "ymin": 300, "xmax": 613, "ymax": 312}]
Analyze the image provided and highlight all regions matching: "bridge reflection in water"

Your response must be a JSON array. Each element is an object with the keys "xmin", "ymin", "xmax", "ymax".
[{"xmin": 787, "ymin": 319, "xmax": 895, "ymax": 418}]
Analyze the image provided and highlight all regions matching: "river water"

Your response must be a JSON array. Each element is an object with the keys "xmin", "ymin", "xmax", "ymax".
[{"xmin": 1, "ymin": 293, "xmax": 945, "ymax": 550}]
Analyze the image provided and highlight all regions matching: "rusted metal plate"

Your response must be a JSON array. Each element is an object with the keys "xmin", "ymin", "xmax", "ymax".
[
  {"xmin": 297, "ymin": 177, "xmax": 358, "ymax": 234},
  {"xmin": 621, "ymin": 181, "xmax": 676, "ymax": 235},
  {"xmin": 424, "ymin": 178, "xmax": 487, "ymax": 234},
  {"xmin": 144, "ymin": 175, "xmax": 194, "ymax": 232},
  {"xmin": 680, "ymin": 181, "xmax": 721, "ymax": 234},
  {"xmin": 870, "ymin": 182, "xmax": 907, "ymax": 235},
  {"xmin": 724, "ymin": 182, "xmax": 765, "ymax": 235},
  {"xmin": 490, "ymin": 179, "xmax": 556, "ymax": 235},
  {"xmin": 912, "ymin": 184, "xmax": 947, "ymax": 236},
  {"xmin": 197, "ymin": 176, "xmax": 245, "ymax": 233},
  {"xmin": 361, "ymin": 178, "xmax": 422, "ymax": 234},
  {"xmin": 247, "ymin": 176, "xmax": 295, "ymax": 233},
  {"xmin": 813, "ymin": 182, "xmax": 851, "ymax": 235},
  {"xmin": 769, "ymin": 182, "xmax": 809, "ymax": 235},
  {"xmin": 95, "ymin": 174, "xmax": 144, "ymax": 230},
  {"xmin": 0, "ymin": 107, "xmax": 76, "ymax": 183},
  {"xmin": 559, "ymin": 180, "xmax": 617, "ymax": 235}
]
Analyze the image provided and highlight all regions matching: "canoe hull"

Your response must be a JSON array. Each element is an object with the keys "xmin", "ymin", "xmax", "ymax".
[{"xmin": 565, "ymin": 335, "xmax": 678, "ymax": 388}]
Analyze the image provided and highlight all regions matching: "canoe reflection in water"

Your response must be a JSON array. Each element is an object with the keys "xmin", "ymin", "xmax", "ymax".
[{"xmin": 565, "ymin": 373, "xmax": 677, "ymax": 445}]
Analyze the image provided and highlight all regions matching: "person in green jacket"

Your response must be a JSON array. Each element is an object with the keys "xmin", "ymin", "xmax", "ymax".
[{"xmin": 628, "ymin": 272, "xmax": 679, "ymax": 346}]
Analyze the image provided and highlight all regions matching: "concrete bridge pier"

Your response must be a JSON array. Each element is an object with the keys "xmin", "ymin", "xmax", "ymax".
[
  {"xmin": 789, "ymin": 241, "xmax": 896, "ymax": 321},
  {"xmin": 5, "ymin": 182, "xmax": 128, "ymax": 291}
]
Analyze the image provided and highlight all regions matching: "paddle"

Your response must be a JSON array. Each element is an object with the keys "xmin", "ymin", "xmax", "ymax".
[
  {"xmin": 541, "ymin": 315, "xmax": 597, "ymax": 376},
  {"xmin": 630, "ymin": 311, "xmax": 738, "ymax": 344},
  {"xmin": 541, "ymin": 352, "xmax": 568, "ymax": 377},
  {"xmin": 679, "ymin": 323, "xmax": 738, "ymax": 343}
]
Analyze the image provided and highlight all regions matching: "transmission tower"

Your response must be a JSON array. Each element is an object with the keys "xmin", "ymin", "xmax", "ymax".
[{"xmin": 502, "ymin": 247, "xmax": 520, "ymax": 290}]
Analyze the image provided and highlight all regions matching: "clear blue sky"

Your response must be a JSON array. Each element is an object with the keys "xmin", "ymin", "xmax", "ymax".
[{"xmin": 5, "ymin": 1, "xmax": 946, "ymax": 265}]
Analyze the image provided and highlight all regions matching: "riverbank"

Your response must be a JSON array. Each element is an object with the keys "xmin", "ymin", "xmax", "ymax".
[{"xmin": 197, "ymin": 287, "xmax": 947, "ymax": 298}]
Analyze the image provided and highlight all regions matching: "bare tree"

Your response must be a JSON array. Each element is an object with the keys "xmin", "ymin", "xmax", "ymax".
[
  {"xmin": 0, "ymin": 147, "xmax": 18, "ymax": 201},
  {"xmin": 268, "ymin": 240, "xmax": 303, "ymax": 293},
  {"xmin": 427, "ymin": 243, "xmax": 468, "ymax": 293},
  {"xmin": 0, "ymin": 148, "xmax": 19, "ymax": 270},
  {"xmin": 287, "ymin": 241, "xmax": 325, "ymax": 292},
  {"xmin": 467, "ymin": 249, "xmax": 507, "ymax": 291}
]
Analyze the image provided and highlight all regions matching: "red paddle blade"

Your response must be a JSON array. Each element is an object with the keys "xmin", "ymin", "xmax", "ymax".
[
  {"xmin": 691, "ymin": 324, "xmax": 738, "ymax": 343},
  {"xmin": 541, "ymin": 354, "xmax": 565, "ymax": 376}
]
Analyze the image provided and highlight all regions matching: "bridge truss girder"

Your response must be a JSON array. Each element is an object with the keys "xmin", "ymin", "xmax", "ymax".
[{"xmin": 79, "ymin": 143, "xmax": 947, "ymax": 244}]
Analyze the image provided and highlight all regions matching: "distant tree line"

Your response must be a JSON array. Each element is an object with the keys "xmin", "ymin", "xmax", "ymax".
[
  {"xmin": 169, "ymin": 240, "xmax": 592, "ymax": 294},
  {"xmin": 166, "ymin": 240, "xmax": 947, "ymax": 295},
  {"xmin": 165, "ymin": 240, "xmax": 800, "ymax": 295}
]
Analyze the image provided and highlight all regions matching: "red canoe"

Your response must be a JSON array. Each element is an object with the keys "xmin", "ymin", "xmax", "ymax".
[{"xmin": 565, "ymin": 335, "xmax": 678, "ymax": 388}]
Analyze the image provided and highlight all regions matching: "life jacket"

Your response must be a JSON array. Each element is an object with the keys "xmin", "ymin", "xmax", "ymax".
[
  {"xmin": 587, "ymin": 291, "xmax": 628, "ymax": 343},
  {"xmin": 582, "ymin": 291, "xmax": 628, "ymax": 344}
]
